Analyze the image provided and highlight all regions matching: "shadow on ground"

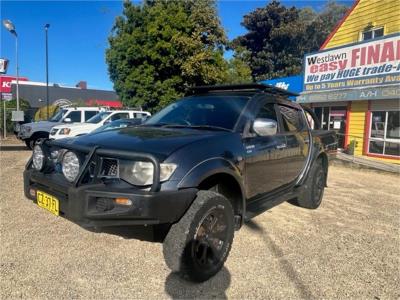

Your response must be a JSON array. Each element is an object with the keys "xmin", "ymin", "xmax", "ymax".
[
  {"xmin": 0, "ymin": 145, "xmax": 29, "ymax": 151},
  {"xmin": 245, "ymin": 220, "xmax": 315, "ymax": 299},
  {"xmin": 164, "ymin": 267, "xmax": 231, "ymax": 299}
]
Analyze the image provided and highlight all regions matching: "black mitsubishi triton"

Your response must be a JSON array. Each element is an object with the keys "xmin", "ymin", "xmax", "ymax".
[{"xmin": 24, "ymin": 84, "xmax": 337, "ymax": 282}]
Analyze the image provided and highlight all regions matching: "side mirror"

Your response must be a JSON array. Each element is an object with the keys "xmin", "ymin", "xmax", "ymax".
[
  {"xmin": 64, "ymin": 117, "xmax": 72, "ymax": 123},
  {"xmin": 252, "ymin": 118, "xmax": 277, "ymax": 136}
]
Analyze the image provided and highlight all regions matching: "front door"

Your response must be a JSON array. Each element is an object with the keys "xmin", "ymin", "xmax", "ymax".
[{"xmin": 243, "ymin": 102, "xmax": 287, "ymax": 199}]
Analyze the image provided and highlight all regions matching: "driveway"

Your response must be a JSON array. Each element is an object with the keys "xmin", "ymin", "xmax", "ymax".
[{"xmin": 1, "ymin": 147, "xmax": 399, "ymax": 299}]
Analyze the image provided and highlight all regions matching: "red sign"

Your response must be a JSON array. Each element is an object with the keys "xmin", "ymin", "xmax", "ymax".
[
  {"xmin": 0, "ymin": 75, "xmax": 29, "ymax": 93},
  {"xmin": 86, "ymin": 99, "xmax": 122, "ymax": 108}
]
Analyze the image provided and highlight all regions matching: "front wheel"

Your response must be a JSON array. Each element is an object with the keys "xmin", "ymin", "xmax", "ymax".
[{"xmin": 163, "ymin": 190, "xmax": 234, "ymax": 282}]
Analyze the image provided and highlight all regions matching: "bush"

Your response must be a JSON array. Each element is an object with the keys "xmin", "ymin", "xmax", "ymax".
[{"xmin": 34, "ymin": 105, "xmax": 59, "ymax": 121}]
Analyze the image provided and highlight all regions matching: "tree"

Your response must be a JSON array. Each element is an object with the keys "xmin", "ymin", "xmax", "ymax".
[
  {"xmin": 303, "ymin": 1, "xmax": 349, "ymax": 51},
  {"xmin": 233, "ymin": 1, "xmax": 348, "ymax": 81},
  {"xmin": 106, "ymin": 0, "xmax": 228, "ymax": 111},
  {"xmin": 224, "ymin": 47, "xmax": 252, "ymax": 84}
]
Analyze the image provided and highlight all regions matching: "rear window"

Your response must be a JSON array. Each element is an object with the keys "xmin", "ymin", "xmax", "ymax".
[{"xmin": 278, "ymin": 105, "xmax": 303, "ymax": 132}]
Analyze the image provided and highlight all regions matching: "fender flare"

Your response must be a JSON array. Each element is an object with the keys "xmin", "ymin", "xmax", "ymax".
[
  {"xmin": 30, "ymin": 131, "xmax": 50, "ymax": 140},
  {"xmin": 297, "ymin": 146, "xmax": 329, "ymax": 187},
  {"xmin": 178, "ymin": 157, "xmax": 246, "ymax": 219}
]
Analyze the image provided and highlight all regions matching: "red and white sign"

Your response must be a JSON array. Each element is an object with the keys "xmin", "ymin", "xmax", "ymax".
[
  {"xmin": 0, "ymin": 75, "xmax": 29, "ymax": 93},
  {"xmin": 304, "ymin": 34, "xmax": 400, "ymax": 91}
]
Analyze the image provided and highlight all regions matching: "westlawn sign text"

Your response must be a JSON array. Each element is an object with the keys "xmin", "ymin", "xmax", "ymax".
[{"xmin": 304, "ymin": 34, "xmax": 400, "ymax": 91}]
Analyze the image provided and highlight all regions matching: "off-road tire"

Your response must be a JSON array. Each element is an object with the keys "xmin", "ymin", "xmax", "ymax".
[
  {"xmin": 163, "ymin": 190, "xmax": 234, "ymax": 282},
  {"xmin": 294, "ymin": 158, "xmax": 326, "ymax": 209}
]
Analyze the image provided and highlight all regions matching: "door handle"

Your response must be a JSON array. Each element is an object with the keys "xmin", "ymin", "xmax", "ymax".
[{"xmin": 276, "ymin": 144, "xmax": 287, "ymax": 149}]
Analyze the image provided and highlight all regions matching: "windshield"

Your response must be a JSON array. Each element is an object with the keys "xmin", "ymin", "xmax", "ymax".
[
  {"xmin": 145, "ymin": 96, "xmax": 248, "ymax": 130},
  {"xmin": 86, "ymin": 112, "xmax": 111, "ymax": 124},
  {"xmin": 49, "ymin": 109, "xmax": 67, "ymax": 122}
]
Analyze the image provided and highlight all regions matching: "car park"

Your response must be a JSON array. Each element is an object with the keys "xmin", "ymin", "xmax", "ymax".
[
  {"xmin": 23, "ymin": 84, "xmax": 337, "ymax": 282},
  {"xmin": 18, "ymin": 106, "xmax": 105, "ymax": 149},
  {"xmin": 49, "ymin": 110, "xmax": 151, "ymax": 140}
]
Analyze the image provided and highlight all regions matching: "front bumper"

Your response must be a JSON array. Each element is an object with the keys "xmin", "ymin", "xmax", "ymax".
[{"xmin": 24, "ymin": 169, "xmax": 198, "ymax": 229}]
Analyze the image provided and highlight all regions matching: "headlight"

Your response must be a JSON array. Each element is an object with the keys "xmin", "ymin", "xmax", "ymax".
[
  {"xmin": 32, "ymin": 145, "xmax": 45, "ymax": 170},
  {"xmin": 62, "ymin": 151, "xmax": 80, "ymax": 182},
  {"xmin": 119, "ymin": 161, "xmax": 177, "ymax": 186},
  {"xmin": 21, "ymin": 125, "xmax": 31, "ymax": 134},
  {"xmin": 59, "ymin": 128, "xmax": 71, "ymax": 135}
]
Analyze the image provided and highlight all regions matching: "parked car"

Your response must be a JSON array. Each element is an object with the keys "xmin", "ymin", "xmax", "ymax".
[
  {"xmin": 18, "ymin": 107, "xmax": 104, "ymax": 149},
  {"xmin": 23, "ymin": 84, "xmax": 337, "ymax": 282},
  {"xmin": 91, "ymin": 118, "xmax": 144, "ymax": 134},
  {"xmin": 49, "ymin": 110, "xmax": 151, "ymax": 140}
]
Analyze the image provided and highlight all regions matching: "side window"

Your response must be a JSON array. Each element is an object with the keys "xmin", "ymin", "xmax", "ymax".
[
  {"xmin": 255, "ymin": 103, "xmax": 277, "ymax": 122},
  {"xmin": 85, "ymin": 111, "xmax": 98, "ymax": 121},
  {"xmin": 65, "ymin": 111, "xmax": 82, "ymax": 122},
  {"xmin": 278, "ymin": 105, "xmax": 303, "ymax": 132},
  {"xmin": 110, "ymin": 113, "xmax": 129, "ymax": 121}
]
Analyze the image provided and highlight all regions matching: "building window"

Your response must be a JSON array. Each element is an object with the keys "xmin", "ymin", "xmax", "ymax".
[
  {"xmin": 362, "ymin": 27, "xmax": 384, "ymax": 41},
  {"xmin": 368, "ymin": 111, "xmax": 400, "ymax": 157}
]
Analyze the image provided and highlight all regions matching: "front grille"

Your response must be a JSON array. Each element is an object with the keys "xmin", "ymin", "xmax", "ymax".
[{"xmin": 100, "ymin": 158, "xmax": 119, "ymax": 177}]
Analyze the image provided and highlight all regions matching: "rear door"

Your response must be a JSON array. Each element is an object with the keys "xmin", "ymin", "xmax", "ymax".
[
  {"xmin": 85, "ymin": 110, "xmax": 98, "ymax": 122},
  {"xmin": 277, "ymin": 105, "xmax": 310, "ymax": 184},
  {"xmin": 243, "ymin": 102, "xmax": 288, "ymax": 199}
]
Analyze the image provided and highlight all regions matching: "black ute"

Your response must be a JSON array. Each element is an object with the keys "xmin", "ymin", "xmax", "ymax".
[{"xmin": 24, "ymin": 83, "xmax": 337, "ymax": 282}]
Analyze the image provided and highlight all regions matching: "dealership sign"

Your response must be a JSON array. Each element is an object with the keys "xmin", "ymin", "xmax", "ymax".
[{"xmin": 304, "ymin": 34, "xmax": 400, "ymax": 91}]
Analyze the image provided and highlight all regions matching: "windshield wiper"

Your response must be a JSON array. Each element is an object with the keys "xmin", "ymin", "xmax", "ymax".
[{"xmin": 161, "ymin": 124, "xmax": 232, "ymax": 132}]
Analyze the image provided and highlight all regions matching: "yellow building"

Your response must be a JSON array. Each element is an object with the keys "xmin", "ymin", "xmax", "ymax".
[{"xmin": 298, "ymin": 0, "xmax": 400, "ymax": 163}]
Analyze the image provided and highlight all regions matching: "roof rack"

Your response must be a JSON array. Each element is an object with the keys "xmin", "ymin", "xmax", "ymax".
[{"xmin": 191, "ymin": 83, "xmax": 299, "ymax": 97}]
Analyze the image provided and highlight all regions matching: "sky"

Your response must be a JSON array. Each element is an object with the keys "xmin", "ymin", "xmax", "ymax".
[{"xmin": 1, "ymin": 0, "xmax": 353, "ymax": 91}]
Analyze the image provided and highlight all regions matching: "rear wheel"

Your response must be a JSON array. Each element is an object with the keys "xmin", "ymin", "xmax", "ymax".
[
  {"xmin": 163, "ymin": 190, "xmax": 234, "ymax": 282},
  {"xmin": 294, "ymin": 158, "xmax": 326, "ymax": 209}
]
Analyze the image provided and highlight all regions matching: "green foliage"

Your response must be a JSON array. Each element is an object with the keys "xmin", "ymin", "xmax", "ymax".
[
  {"xmin": 224, "ymin": 48, "xmax": 253, "ymax": 84},
  {"xmin": 233, "ymin": 0, "xmax": 348, "ymax": 81},
  {"xmin": 34, "ymin": 105, "xmax": 59, "ymax": 121},
  {"xmin": 106, "ymin": 0, "xmax": 228, "ymax": 112},
  {"xmin": 0, "ymin": 99, "xmax": 30, "ymax": 133}
]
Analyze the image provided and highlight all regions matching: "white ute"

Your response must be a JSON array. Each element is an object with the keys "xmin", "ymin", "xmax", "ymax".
[
  {"xmin": 18, "ymin": 106, "xmax": 104, "ymax": 149},
  {"xmin": 49, "ymin": 110, "xmax": 151, "ymax": 140}
]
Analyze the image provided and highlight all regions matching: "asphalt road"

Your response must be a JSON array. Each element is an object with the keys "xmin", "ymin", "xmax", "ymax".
[{"xmin": 1, "ymin": 145, "xmax": 399, "ymax": 299}]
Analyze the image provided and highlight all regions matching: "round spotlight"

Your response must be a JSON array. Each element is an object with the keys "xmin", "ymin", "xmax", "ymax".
[
  {"xmin": 32, "ymin": 145, "xmax": 45, "ymax": 170},
  {"xmin": 62, "ymin": 151, "xmax": 80, "ymax": 182}
]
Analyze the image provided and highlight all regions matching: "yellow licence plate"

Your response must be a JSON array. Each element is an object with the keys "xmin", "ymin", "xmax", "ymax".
[{"xmin": 37, "ymin": 191, "xmax": 60, "ymax": 216}]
